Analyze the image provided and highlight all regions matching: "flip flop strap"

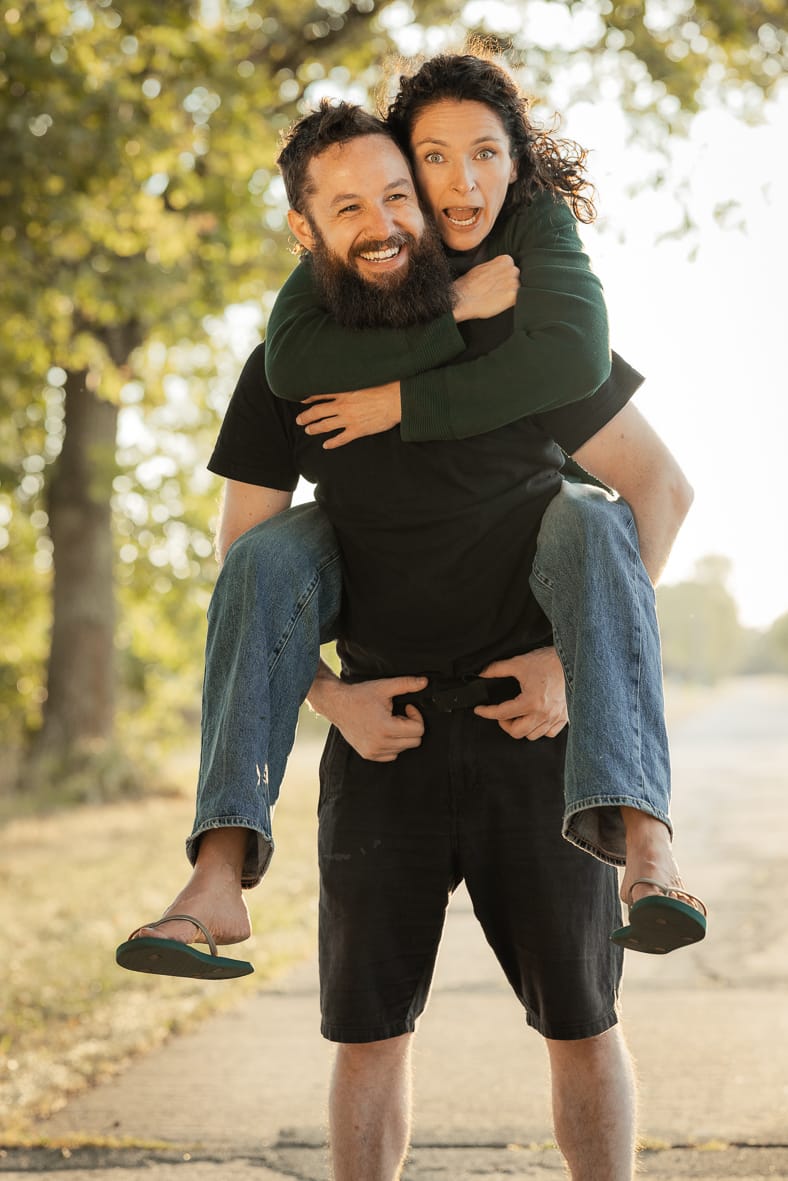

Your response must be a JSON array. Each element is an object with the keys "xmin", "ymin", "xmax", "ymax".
[
  {"xmin": 628, "ymin": 878, "xmax": 708, "ymax": 917},
  {"xmin": 131, "ymin": 914, "xmax": 219, "ymax": 957}
]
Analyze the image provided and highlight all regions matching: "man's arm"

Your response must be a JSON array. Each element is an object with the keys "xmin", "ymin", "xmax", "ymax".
[
  {"xmin": 216, "ymin": 478, "xmax": 427, "ymax": 760},
  {"xmin": 215, "ymin": 479, "xmax": 293, "ymax": 563},
  {"xmin": 572, "ymin": 402, "xmax": 694, "ymax": 584}
]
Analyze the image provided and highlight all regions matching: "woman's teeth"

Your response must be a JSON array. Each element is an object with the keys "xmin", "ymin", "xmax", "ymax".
[{"xmin": 445, "ymin": 208, "xmax": 481, "ymax": 227}]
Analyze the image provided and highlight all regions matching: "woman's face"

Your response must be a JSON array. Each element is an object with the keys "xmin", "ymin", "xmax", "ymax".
[{"xmin": 408, "ymin": 99, "xmax": 518, "ymax": 252}]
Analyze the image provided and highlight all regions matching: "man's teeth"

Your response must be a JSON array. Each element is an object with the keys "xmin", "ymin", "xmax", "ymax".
[
  {"xmin": 359, "ymin": 245, "xmax": 401, "ymax": 261},
  {"xmin": 446, "ymin": 208, "xmax": 481, "ymax": 226}
]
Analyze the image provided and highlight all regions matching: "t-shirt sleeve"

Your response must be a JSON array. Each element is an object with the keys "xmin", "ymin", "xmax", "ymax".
[
  {"xmin": 400, "ymin": 193, "xmax": 612, "ymax": 441},
  {"xmin": 208, "ymin": 343, "xmax": 300, "ymax": 491},
  {"xmin": 263, "ymin": 258, "xmax": 466, "ymax": 400},
  {"xmin": 534, "ymin": 350, "xmax": 645, "ymax": 455}
]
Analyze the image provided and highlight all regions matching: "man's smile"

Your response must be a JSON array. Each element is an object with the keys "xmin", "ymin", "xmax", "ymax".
[{"xmin": 357, "ymin": 243, "xmax": 404, "ymax": 262}]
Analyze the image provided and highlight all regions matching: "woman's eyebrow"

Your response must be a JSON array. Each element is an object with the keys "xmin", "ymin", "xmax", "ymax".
[{"xmin": 412, "ymin": 134, "xmax": 506, "ymax": 148}]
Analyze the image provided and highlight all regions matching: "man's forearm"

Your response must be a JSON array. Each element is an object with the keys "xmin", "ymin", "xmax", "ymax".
[
  {"xmin": 572, "ymin": 403, "xmax": 693, "ymax": 585},
  {"xmin": 306, "ymin": 658, "xmax": 345, "ymax": 721},
  {"xmin": 624, "ymin": 471, "xmax": 693, "ymax": 584}
]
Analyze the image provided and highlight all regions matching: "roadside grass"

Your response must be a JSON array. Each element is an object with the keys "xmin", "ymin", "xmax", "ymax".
[
  {"xmin": 0, "ymin": 680, "xmax": 715, "ymax": 1142},
  {"xmin": 0, "ymin": 731, "xmax": 325, "ymax": 1141}
]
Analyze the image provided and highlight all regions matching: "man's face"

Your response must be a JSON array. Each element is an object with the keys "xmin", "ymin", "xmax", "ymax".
[
  {"xmin": 288, "ymin": 135, "xmax": 426, "ymax": 284},
  {"xmin": 288, "ymin": 133, "xmax": 454, "ymax": 330}
]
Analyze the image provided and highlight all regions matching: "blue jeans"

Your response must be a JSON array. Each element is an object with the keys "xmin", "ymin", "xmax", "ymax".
[
  {"xmin": 188, "ymin": 484, "xmax": 671, "ymax": 885},
  {"xmin": 530, "ymin": 482, "xmax": 671, "ymax": 865},
  {"xmin": 187, "ymin": 503, "xmax": 342, "ymax": 886}
]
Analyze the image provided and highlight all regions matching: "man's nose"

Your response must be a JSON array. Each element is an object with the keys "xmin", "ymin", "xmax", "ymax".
[{"xmin": 365, "ymin": 203, "xmax": 398, "ymax": 240}]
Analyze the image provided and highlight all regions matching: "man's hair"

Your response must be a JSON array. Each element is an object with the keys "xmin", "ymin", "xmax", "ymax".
[
  {"xmin": 277, "ymin": 99, "xmax": 394, "ymax": 214},
  {"xmin": 385, "ymin": 52, "xmax": 596, "ymax": 223}
]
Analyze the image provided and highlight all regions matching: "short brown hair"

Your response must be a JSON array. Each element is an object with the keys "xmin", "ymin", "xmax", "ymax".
[{"xmin": 277, "ymin": 100, "xmax": 393, "ymax": 213}]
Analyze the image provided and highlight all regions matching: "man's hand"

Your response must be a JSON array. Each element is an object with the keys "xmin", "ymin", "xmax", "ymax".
[
  {"xmin": 295, "ymin": 382, "xmax": 401, "ymax": 449},
  {"xmin": 308, "ymin": 665, "xmax": 427, "ymax": 762},
  {"xmin": 474, "ymin": 647, "xmax": 568, "ymax": 739},
  {"xmin": 453, "ymin": 255, "xmax": 520, "ymax": 322}
]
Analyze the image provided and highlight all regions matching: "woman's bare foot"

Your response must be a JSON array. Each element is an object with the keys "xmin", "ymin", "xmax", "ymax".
[
  {"xmin": 133, "ymin": 827, "xmax": 252, "ymax": 947},
  {"xmin": 619, "ymin": 807, "xmax": 687, "ymax": 907}
]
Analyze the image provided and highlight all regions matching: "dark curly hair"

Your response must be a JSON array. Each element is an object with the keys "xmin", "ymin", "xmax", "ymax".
[
  {"xmin": 385, "ymin": 52, "xmax": 596, "ymax": 224},
  {"xmin": 277, "ymin": 99, "xmax": 392, "ymax": 214}
]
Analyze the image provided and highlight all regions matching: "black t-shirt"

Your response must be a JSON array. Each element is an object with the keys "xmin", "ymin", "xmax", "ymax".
[{"xmin": 209, "ymin": 315, "xmax": 640, "ymax": 679}]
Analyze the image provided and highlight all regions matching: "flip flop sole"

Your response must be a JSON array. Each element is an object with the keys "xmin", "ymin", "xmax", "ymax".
[
  {"xmin": 610, "ymin": 896, "xmax": 707, "ymax": 955},
  {"xmin": 115, "ymin": 936, "xmax": 254, "ymax": 979}
]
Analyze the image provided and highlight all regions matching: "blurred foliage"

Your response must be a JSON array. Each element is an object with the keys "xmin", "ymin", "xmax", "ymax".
[
  {"xmin": 0, "ymin": 0, "xmax": 786, "ymax": 768},
  {"xmin": 657, "ymin": 555, "xmax": 748, "ymax": 683}
]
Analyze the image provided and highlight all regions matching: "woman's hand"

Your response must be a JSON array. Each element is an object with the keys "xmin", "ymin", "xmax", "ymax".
[
  {"xmin": 296, "ymin": 382, "xmax": 401, "ymax": 449},
  {"xmin": 452, "ymin": 254, "xmax": 520, "ymax": 322}
]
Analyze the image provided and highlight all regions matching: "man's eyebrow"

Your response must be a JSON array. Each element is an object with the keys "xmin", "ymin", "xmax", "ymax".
[{"xmin": 329, "ymin": 177, "xmax": 413, "ymax": 208}]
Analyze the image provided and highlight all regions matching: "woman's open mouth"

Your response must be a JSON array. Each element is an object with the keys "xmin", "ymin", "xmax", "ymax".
[{"xmin": 444, "ymin": 207, "xmax": 483, "ymax": 228}]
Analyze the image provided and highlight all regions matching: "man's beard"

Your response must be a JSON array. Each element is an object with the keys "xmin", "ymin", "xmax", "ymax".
[{"xmin": 309, "ymin": 220, "xmax": 455, "ymax": 330}]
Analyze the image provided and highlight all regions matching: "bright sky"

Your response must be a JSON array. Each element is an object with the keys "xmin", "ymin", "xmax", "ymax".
[{"xmin": 568, "ymin": 90, "xmax": 788, "ymax": 629}]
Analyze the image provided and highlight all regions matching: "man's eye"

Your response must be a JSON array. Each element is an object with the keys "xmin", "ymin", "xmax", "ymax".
[
  {"xmin": 387, "ymin": 192, "xmax": 408, "ymax": 202},
  {"xmin": 338, "ymin": 204, "xmax": 360, "ymax": 215}
]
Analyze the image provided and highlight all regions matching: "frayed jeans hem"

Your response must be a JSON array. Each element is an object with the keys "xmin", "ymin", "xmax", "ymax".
[{"xmin": 563, "ymin": 797, "xmax": 673, "ymax": 867}]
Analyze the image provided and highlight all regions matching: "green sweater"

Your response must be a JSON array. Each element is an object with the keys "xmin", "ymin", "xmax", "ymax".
[{"xmin": 264, "ymin": 191, "xmax": 611, "ymax": 442}]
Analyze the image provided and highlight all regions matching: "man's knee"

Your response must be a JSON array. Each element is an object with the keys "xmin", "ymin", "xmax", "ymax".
[
  {"xmin": 544, "ymin": 1024, "xmax": 629, "ymax": 1069},
  {"xmin": 335, "ymin": 1033, "xmax": 413, "ymax": 1072}
]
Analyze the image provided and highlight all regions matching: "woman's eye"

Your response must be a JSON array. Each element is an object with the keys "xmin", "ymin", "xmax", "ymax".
[
  {"xmin": 477, "ymin": 148, "xmax": 496, "ymax": 160},
  {"xmin": 425, "ymin": 152, "xmax": 443, "ymax": 164}
]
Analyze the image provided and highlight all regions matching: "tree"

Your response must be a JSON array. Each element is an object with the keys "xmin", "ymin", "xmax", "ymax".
[
  {"xmin": 657, "ymin": 554, "xmax": 747, "ymax": 682},
  {"xmin": 1, "ymin": 1, "xmax": 786, "ymax": 783}
]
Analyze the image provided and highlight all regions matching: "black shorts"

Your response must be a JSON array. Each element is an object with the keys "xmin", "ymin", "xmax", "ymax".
[{"xmin": 317, "ymin": 709, "xmax": 623, "ymax": 1044}]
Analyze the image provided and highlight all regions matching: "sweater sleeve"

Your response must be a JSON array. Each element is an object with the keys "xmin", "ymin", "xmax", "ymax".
[
  {"xmin": 263, "ymin": 259, "xmax": 467, "ymax": 399},
  {"xmin": 400, "ymin": 193, "xmax": 611, "ymax": 441}
]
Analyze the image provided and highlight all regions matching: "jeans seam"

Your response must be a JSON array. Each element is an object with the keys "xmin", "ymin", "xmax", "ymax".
[{"xmin": 268, "ymin": 552, "xmax": 341, "ymax": 674}]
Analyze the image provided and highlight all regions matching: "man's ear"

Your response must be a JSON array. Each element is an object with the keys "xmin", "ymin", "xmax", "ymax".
[{"xmin": 287, "ymin": 208, "xmax": 316, "ymax": 252}]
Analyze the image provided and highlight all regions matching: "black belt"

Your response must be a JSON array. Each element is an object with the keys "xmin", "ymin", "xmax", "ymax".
[{"xmin": 393, "ymin": 674, "xmax": 519, "ymax": 715}]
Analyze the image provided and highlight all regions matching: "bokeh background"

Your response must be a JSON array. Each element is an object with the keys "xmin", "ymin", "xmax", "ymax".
[{"xmin": 1, "ymin": 0, "xmax": 787, "ymax": 1139}]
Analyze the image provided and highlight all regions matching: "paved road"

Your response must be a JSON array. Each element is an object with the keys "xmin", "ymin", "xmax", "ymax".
[{"xmin": 5, "ymin": 677, "xmax": 788, "ymax": 1179}]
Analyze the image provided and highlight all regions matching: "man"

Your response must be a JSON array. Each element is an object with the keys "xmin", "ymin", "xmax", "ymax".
[{"xmin": 206, "ymin": 104, "xmax": 653, "ymax": 1180}]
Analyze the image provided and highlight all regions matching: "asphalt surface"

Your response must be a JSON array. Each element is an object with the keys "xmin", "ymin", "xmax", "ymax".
[{"xmin": 5, "ymin": 677, "xmax": 787, "ymax": 1179}]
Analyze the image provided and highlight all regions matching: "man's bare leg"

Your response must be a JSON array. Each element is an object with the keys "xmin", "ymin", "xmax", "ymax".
[
  {"xmin": 619, "ymin": 807, "xmax": 690, "ymax": 906},
  {"xmin": 546, "ymin": 1026, "xmax": 637, "ymax": 1181},
  {"xmin": 329, "ymin": 1033, "xmax": 413, "ymax": 1181},
  {"xmin": 134, "ymin": 827, "xmax": 251, "ymax": 946}
]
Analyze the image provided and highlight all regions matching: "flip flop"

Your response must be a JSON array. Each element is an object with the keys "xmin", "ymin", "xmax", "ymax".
[
  {"xmin": 115, "ymin": 913, "xmax": 254, "ymax": 979},
  {"xmin": 610, "ymin": 878, "xmax": 707, "ymax": 955}
]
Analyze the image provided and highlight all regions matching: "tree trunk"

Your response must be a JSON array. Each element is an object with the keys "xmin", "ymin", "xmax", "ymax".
[{"xmin": 37, "ymin": 369, "xmax": 118, "ymax": 751}]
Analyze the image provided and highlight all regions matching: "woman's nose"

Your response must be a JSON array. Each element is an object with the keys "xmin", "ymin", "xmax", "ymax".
[{"xmin": 450, "ymin": 161, "xmax": 477, "ymax": 194}]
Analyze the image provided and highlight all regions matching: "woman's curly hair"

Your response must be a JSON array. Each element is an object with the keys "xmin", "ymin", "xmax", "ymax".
[{"xmin": 384, "ymin": 50, "xmax": 596, "ymax": 224}]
